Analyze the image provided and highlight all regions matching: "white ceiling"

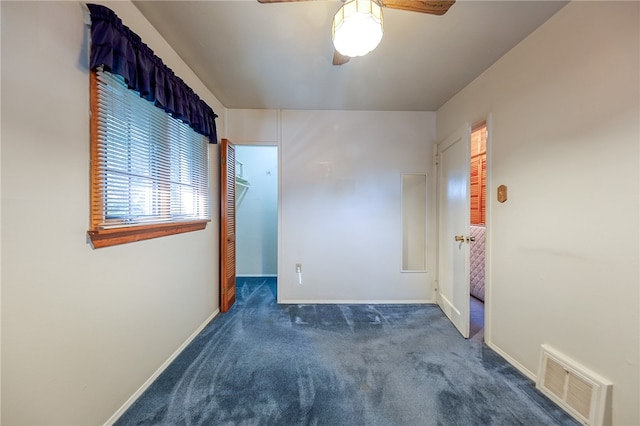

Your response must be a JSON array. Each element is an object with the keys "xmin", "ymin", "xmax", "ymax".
[{"xmin": 132, "ymin": 0, "xmax": 568, "ymax": 111}]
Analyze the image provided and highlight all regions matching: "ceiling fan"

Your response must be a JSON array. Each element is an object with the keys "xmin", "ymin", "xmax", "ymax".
[{"xmin": 257, "ymin": 0, "xmax": 455, "ymax": 65}]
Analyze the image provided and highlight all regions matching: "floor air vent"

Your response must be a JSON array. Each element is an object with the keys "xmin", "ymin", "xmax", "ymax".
[{"xmin": 537, "ymin": 344, "xmax": 612, "ymax": 425}]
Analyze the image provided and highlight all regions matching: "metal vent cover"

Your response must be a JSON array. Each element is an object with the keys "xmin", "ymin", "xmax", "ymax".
[{"xmin": 537, "ymin": 344, "xmax": 612, "ymax": 425}]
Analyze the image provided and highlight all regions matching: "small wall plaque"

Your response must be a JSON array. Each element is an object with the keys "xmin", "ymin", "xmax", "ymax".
[{"xmin": 497, "ymin": 185, "xmax": 508, "ymax": 203}]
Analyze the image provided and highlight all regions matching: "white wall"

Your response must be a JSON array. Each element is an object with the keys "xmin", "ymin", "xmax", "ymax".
[
  {"xmin": 227, "ymin": 109, "xmax": 437, "ymax": 302},
  {"xmin": 235, "ymin": 146, "xmax": 278, "ymax": 276},
  {"xmin": 226, "ymin": 109, "xmax": 280, "ymax": 145},
  {"xmin": 0, "ymin": 2, "xmax": 224, "ymax": 424},
  {"xmin": 279, "ymin": 110, "xmax": 436, "ymax": 302},
  {"xmin": 437, "ymin": 2, "xmax": 639, "ymax": 424}
]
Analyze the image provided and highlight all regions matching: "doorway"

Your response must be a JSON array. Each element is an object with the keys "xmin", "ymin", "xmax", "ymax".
[
  {"xmin": 234, "ymin": 145, "xmax": 279, "ymax": 284},
  {"xmin": 436, "ymin": 121, "xmax": 490, "ymax": 339},
  {"xmin": 469, "ymin": 122, "xmax": 487, "ymax": 340}
]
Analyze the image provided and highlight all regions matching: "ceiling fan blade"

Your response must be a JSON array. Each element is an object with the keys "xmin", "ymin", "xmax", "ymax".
[
  {"xmin": 379, "ymin": 0, "xmax": 455, "ymax": 15},
  {"xmin": 258, "ymin": 0, "xmax": 455, "ymax": 15},
  {"xmin": 332, "ymin": 49, "xmax": 350, "ymax": 66}
]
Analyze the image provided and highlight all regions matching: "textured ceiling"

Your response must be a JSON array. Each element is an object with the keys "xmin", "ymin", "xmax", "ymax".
[{"xmin": 133, "ymin": 0, "xmax": 568, "ymax": 111}]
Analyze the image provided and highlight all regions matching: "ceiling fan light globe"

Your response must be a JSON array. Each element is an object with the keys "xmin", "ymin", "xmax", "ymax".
[{"xmin": 332, "ymin": 0, "xmax": 383, "ymax": 58}]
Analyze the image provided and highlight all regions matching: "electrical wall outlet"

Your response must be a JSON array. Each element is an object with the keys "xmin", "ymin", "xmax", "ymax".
[{"xmin": 295, "ymin": 263, "xmax": 302, "ymax": 273}]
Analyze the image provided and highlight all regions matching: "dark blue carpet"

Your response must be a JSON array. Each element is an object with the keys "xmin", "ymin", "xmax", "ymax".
[{"xmin": 115, "ymin": 277, "xmax": 578, "ymax": 425}]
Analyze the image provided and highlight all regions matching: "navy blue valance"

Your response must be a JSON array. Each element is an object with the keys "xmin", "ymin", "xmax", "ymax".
[{"xmin": 87, "ymin": 3, "xmax": 218, "ymax": 143}]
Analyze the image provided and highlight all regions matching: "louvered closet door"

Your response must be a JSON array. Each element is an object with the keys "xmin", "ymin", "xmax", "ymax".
[
  {"xmin": 470, "ymin": 156, "xmax": 482, "ymax": 224},
  {"xmin": 470, "ymin": 124, "xmax": 487, "ymax": 225},
  {"xmin": 220, "ymin": 138, "xmax": 236, "ymax": 313}
]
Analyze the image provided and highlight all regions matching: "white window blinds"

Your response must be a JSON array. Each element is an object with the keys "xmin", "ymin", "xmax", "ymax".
[{"xmin": 92, "ymin": 68, "xmax": 209, "ymax": 228}]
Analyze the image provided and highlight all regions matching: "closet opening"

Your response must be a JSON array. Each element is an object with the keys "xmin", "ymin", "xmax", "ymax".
[
  {"xmin": 235, "ymin": 145, "xmax": 279, "ymax": 297},
  {"xmin": 469, "ymin": 122, "xmax": 487, "ymax": 340}
]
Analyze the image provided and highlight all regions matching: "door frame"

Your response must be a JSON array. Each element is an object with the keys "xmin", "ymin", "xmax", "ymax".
[
  {"xmin": 482, "ymin": 115, "xmax": 492, "ymax": 343},
  {"xmin": 233, "ymin": 143, "xmax": 280, "ymax": 283}
]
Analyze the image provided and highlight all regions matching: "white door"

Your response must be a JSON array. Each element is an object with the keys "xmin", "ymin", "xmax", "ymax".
[{"xmin": 436, "ymin": 124, "xmax": 471, "ymax": 338}]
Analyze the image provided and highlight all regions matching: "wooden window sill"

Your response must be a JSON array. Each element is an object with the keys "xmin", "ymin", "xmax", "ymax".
[{"xmin": 88, "ymin": 220, "xmax": 210, "ymax": 249}]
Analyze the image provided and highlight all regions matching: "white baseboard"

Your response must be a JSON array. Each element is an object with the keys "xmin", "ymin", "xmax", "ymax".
[
  {"xmin": 104, "ymin": 309, "xmax": 219, "ymax": 426},
  {"xmin": 278, "ymin": 299, "xmax": 436, "ymax": 304},
  {"xmin": 485, "ymin": 339, "xmax": 536, "ymax": 381}
]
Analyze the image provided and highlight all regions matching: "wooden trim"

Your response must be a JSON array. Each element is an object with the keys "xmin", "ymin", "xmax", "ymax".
[
  {"xmin": 89, "ymin": 70, "xmax": 101, "ymax": 230},
  {"xmin": 88, "ymin": 220, "xmax": 210, "ymax": 249}
]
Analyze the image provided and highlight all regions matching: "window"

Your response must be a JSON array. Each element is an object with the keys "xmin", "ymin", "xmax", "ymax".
[
  {"xmin": 88, "ymin": 68, "xmax": 210, "ymax": 248},
  {"xmin": 85, "ymin": 3, "xmax": 217, "ymax": 248}
]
